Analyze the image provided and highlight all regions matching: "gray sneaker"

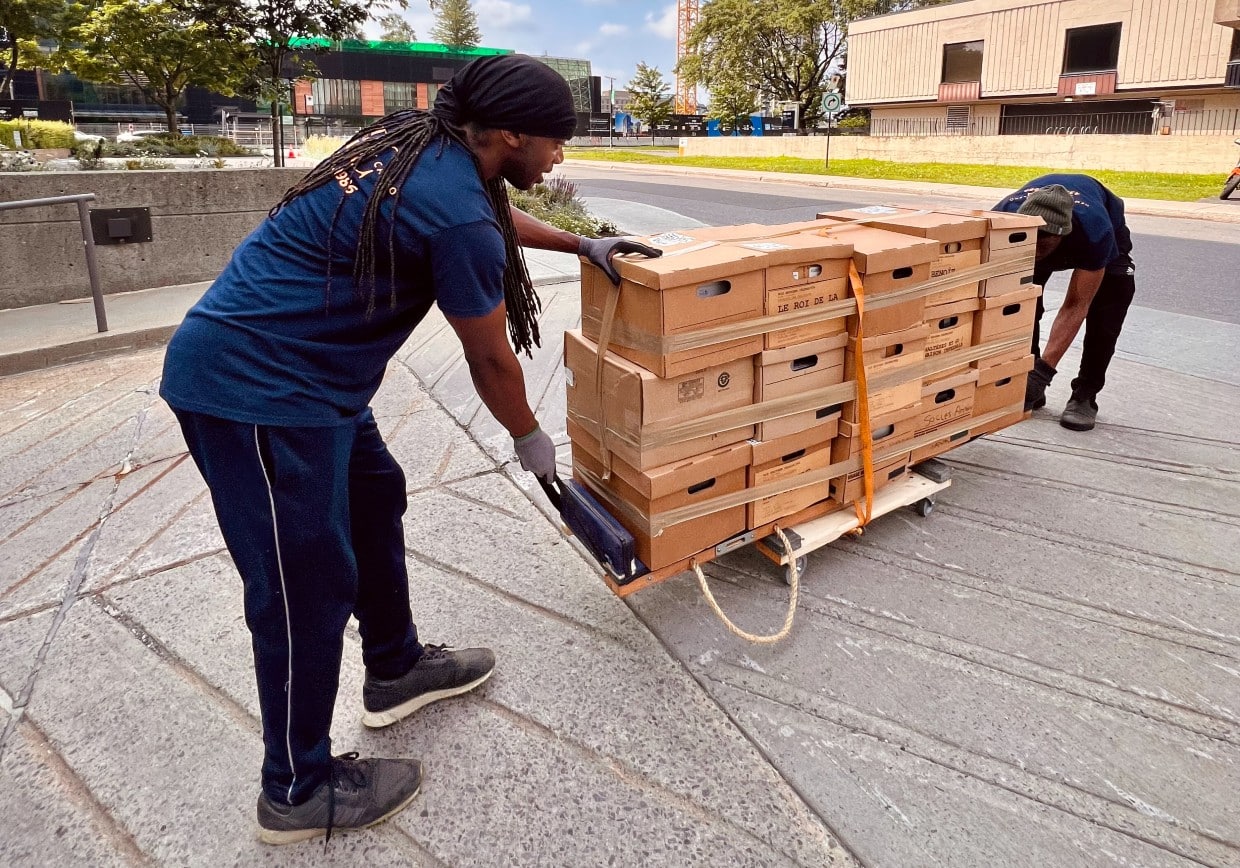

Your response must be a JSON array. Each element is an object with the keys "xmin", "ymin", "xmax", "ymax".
[
  {"xmin": 256, "ymin": 752, "xmax": 422, "ymax": 845},
  {"xmin": 362, "ymin": 643, "xmax": 496, "ymax": 729},
  {"xmin": 1060, "ymin": 394, "xmax": 1099, "ymax": 431}
]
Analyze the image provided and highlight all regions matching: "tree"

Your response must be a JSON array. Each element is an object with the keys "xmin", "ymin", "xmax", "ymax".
[
  {"xmin": 378, "ymin": 13, "xmax": 417, "ymax": 43},
  {"xmin": 680, "ymin": 0, "xmax": 949, "ymax": 130},
  {"xmin": 61, "ymin": 0, "xmax": 250, "ymax": 135},
  {"xmin": 430, "ymin": 0, "xmax": 481, "ymax": 48},
  {"xmin": 184, "ymin": 0, "xmax": 403, "ymax": 166},
  {"xmin": 0, "ymin": 0, "xmax": 62, "ymax": 99},
  {"xmin": 706, "ymin": 76, "xmax": 756, "ymax": 133},
  {"xmin": 627, "ymin": 62, "xmax": 673, "ymax": 144}
]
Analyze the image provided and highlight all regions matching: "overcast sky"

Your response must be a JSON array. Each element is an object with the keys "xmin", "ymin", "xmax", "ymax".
[{"xmin": 366, "ymin": 0, "xmax": 682, "ymax": 94}]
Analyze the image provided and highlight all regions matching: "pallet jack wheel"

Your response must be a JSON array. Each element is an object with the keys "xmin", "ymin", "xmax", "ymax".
[
  {"xmin": 913, "ymin": 496, "xmax": 935, "ymax": 518},
  {"xmin": 784, "ymin": 555, "xmax": 808, "ymax": 586}
]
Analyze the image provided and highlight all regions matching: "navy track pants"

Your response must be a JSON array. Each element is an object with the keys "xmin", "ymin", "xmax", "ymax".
[{"xmin": 174, "ymin": 407, "xmax": 422, "ymax": 805}]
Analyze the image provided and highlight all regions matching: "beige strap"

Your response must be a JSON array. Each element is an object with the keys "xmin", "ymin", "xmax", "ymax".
[{"xmin": 593, "ymin": 279, "xmax": 623, "ymax": 479}]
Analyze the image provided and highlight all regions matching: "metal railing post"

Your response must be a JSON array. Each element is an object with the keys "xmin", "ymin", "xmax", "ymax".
[
  {"xmin": 75, "ymin": 198, "xmax": 108, "ymax": 332},
  {"xmin": 0, "ymin": 193, "xmax": 108, "ymax": 333}
]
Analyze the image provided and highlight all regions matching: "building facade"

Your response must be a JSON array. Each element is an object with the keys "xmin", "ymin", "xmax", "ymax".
[
  {"xmin": 846, "ymin": 0, "xmax": 1240, "ymax": 136},
  {"xmin": 289, "ymin": 40, "xmax": 599, "ymax": 126}
]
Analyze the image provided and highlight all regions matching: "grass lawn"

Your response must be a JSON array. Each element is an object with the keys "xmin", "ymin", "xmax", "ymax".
[{"xmin": 565, "ymin": 148, "xmax": 1220, "ymax": 202}]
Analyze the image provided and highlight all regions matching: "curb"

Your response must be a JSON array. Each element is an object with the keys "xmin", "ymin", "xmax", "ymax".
[
  {"xmin": 562, "ymin": 159, "xmax": 1240, "ymax": 224},
  {"xmin": 0, "ymin": 324, "xmax": 177, "ymax": 377}
]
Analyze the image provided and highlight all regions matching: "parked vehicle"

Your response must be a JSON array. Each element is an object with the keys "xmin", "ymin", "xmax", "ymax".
[
  {"xmin": 72, "ymin": 130, "xmax": 106, "ymax": 144},
  {"xmin": 116, "ymin": 129, "xmax": 169, "ymax": 143},
  {"xmin": 1222, "ymin": 139, "xmax": 1240, "ymax": 201}
]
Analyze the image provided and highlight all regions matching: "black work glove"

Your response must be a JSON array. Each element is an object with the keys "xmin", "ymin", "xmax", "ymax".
[
  {"xmin": 1024, "ymin": 357, "xmax": 1056, "ymax": 412},
  {"xmin": 578, "ymin": 236, "xmax": 662, "ymax": 286}
]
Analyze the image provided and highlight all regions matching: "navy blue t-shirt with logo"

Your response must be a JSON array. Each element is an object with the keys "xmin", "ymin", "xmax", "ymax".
[
  {"xmin": 160, "ymin": 139, "xmax": 506, "ymax": 426},
  {"xmin": 993, "ymin": 173, "xmax": 1134, "ymax": 285}
]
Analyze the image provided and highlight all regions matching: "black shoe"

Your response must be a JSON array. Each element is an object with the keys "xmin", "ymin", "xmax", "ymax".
[
  {"xmin": 1060, "ymin": 394, "xmax": 1098, "ymax": 431},
  {"xmin": 1024, "ymin": 358, "xmax": 1056, "ymax": 412},
  {"xmin": 362, "ymin": 644, "xmax": 496, "ymax": 729},
  {"xmin": 257, "ymin": 753, "xmax": 422, "ymax": 845}
]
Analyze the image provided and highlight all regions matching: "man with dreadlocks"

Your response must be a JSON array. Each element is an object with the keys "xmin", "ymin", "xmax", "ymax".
[{"xmin": 159, "ymin": 54, "xmax": 660, "ymax": 845}]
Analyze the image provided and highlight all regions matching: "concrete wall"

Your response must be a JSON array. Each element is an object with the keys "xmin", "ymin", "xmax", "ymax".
[
  {"xmin": 683, "ymin": 133, "xmax": 1239, "ymax": 175},
  {"xmin": 0, "ymin": 169, "xmax": 307, "ymax": 308}
]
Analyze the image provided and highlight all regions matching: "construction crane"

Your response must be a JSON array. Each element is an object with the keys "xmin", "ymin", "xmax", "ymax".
[{"xmin": 675, "ymin": 0, "xmax": 700, "ymax": 114}]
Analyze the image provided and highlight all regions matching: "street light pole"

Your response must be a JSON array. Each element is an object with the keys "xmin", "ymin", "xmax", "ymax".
[{"xmin": 605, "ymin": 75, "xmax": 615, "ymax": 148}]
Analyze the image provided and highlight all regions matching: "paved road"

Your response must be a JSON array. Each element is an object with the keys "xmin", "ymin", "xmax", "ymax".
[{"xmin": 563, "ymin": 169, "xmax": 1240, "ymax": 325}]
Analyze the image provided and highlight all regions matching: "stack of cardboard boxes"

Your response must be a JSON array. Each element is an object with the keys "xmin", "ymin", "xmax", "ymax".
[{"xmin": 564, "ymin": 208, "xmax": 1044, "ymax": 575}]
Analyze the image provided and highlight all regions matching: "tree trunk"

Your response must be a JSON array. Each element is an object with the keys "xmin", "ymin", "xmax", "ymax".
[
  {"xmin": 1, "ymin": 43, "xmax": 17, "ymax": 100},
  {"xmin": 271, "ymin": 99, "xmax": 283, "ymax": 168},
  {"xmin": 165, "ymin": 102, "xmax": 179, "ymax": 137}
]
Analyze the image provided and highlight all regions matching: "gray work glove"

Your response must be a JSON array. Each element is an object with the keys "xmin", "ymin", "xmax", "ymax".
[
  {"xmin": 513, "ymin": 425, "xmax": 557, "ymax": 483},
  {"xmin": 578, "ymin": 236, "xmax": 663, "ymax": 286}
]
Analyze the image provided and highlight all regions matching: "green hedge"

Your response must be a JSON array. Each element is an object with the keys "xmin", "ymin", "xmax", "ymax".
[
  {"xmin": 99, "ymin": 135, "xmax": 254, "ymax": 157},
  {"xmin": 0, "ymin": 120, "xmax": 76, "ymax": 149}
]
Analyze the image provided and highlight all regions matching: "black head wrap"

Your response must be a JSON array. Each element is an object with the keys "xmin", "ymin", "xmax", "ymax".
[{"xmin": 433, "ymin": 54, "xmax": 578, "ymax": 140}]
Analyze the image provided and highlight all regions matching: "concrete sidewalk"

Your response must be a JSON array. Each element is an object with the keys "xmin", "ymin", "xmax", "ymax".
[
  {"xmin": 563, "ymin": 158, "xmax": 1240, "ymax": 224},
  {"xmin": 2, "ymin": 196, "xmax": 1238, "ymax": 867}
]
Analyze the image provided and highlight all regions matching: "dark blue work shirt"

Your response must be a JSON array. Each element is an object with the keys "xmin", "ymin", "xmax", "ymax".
[
  {"xmin": 993, "ymin": 173, "xmax": 1134, "ymax": 284},
  {"xmin": 160, "ymin": 139, "xmax": 506, "ymax": 426}
]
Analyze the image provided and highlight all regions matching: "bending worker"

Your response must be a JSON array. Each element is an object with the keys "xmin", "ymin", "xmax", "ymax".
[
  {"xmin": 159, "ymin": 55, "xmax": 659, "ymax": 844},
  {"xmin": 993, "ymin": 174, "xmax": 1136, "ymax": 431}
]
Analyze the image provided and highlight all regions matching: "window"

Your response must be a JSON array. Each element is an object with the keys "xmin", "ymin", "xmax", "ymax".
[
  {"xmin": 1231, "ymin": 30, "xmax": 1240, "ymax": 63},
  {"xmin": 942, "ymin": 40, "xmax": 983, "ymax": 83},
  {"xmin": 311, "ymin": 79, "xmax": 362, "ymax": 114},
  {"xmin": 383, "ymin": 81, "xmax": 416, "ymax": 110},
  {"xmin": 426, "ymin": 83, "xmax": 439, "ymax": 107},
  {"xmin": 946, "ymin": 105, "xmax": 971, "ymax": 133},
  {"xmin": 1063, "ymin": 23, "xmax": 1121, "ymax": 75}
]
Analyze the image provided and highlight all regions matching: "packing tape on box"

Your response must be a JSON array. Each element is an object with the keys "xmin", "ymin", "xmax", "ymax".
[
  {"xmin": 592, "ymin": 258, "xmax": 1033, "ymax": 358},
  {"xmin": 574, "ymin": 404, "xmax": 1021, "ymax": 537}
]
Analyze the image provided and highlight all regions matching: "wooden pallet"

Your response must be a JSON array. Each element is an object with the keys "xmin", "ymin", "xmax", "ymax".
[{"xmin": 599, "ymin": 464, "xmax": 950, "ymax": 597}]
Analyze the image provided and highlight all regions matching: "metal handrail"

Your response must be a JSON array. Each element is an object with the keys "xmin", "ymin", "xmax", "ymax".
[{"xmin": 0, "ymin": 193, "xmax": 107, "ymax": 332}]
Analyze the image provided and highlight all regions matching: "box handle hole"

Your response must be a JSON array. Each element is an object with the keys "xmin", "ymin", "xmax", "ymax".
[
  {"xmin": 935, "ymin": 389, "xmax": 956, "ymax": 404},
  {"xmin": 944, "ymin": 241, "xmax": 962, "ymax": 254},
  {"xmin": 1009, "ymin": 231, "xmax": 1028, "ymax": 243},
  {"xmin": 995, "ymin": 376, "xmax": 1012, "ymax": 387},
  {"xmin": 687, "ymin": 478, "xmax": 717, "ymax": 495},
  {"xmin": 781, "ymin": 449, "xmax": 807, "ymax": 463},
  {"xmin": 791, "ymin": 354, "xmax": 819, "ymax": 372},
  {"xmin": 937, "ymin": 315, "xmax": 959, "ymax": 329},
  {"xmin": 873, "ymin": 424, "xmax": 895, "ymax": 440},
  {"xmin": 1002, "ymin": 303, "xmax": 1023, "ymax": 316},
  {"xmin": 883, "ymin": 343, "xmax": 905, "ymax": 359},
  {"xmin": 892, "ymin": 266, "xmax": 914, "ymax": 280},
  {"xmin": 808, "ymin": 264, "xmax": 822, "ymax": 278}
]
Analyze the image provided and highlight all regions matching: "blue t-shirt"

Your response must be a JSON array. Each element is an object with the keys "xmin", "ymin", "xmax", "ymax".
[
  {"xmin": 160, "ymin": 139, "xmax": 506, "ymax": 426},
  {"xmin": 993, "ymin": 173, "xmax": 1134, "ymax": 282}
]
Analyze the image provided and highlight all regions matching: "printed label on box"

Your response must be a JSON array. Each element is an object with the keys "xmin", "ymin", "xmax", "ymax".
[
  {"xmin": 739, "ymin": 241, "xmax": 793, "ymax": 252},
  {"xmin": 677, "ymin": 378, "xmax": 705, "ymax": 403},
  {"xmin": 648, "ymin": 231, "xmax": 698, "ymax": 246},
  {"xmin": 853, "ymin": 206, "xmax": 902, "ymax": 215}
]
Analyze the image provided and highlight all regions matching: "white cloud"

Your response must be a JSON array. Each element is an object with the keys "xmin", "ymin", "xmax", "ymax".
[
  {"xmin": 598, "ymin": 22, "xmax": 629, "ymax": 37},
  {"xmin": 574, "ymin": 40, "xmax": 597, "ymax": 56},
  {"xmin": 475, "ymin": 0, "xmax": 533, "ymax": 29},
  {"xmin": 644, "ymin": 5, "xmax": 677, "ymax": 40}
]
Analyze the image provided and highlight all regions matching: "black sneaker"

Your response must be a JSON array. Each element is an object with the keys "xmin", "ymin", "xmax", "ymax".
[
  {"xmin": 1060, "ymin": 394, "xmax": 1099, "ymax": 431},
  {"xmin": 256, "ymin": 752, "xmax": 422, "ymax": 845},
  {"xmin": 362, "ymin": 644, "xmax": 496, "ymax": 729}
]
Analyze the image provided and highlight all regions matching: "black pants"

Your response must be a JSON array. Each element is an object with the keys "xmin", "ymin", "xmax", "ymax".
[
  {"xmin": 1032, "ymin": 271, "xmax": 1136, "ymax": 399},
  {"xmin": 174, "ymin": 407, "xmax": 422, "ymax": 805}
]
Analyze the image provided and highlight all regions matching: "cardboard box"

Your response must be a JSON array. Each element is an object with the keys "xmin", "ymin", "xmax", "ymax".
[
  {"xmin": 563, "ymin": 330, "xmax": 754, "ymax": 470},
  {"xmin": 756, "ymin": 403, "xmax": 845, "ymax": 441},
  {"xmin": 817, "ymin": 206, "xmax": 986, "ymax": 307},
  {"xmin": 936, "ymin": 208, "xmax": 1043, "ymax": 266},
  {"xmin": 571, "ymin": 438, "xmax": 749, "ymax": 571},
  {"xmin": 755, "ymin": 333, "xmax": 847, "ymax": 402},
  {"xmin": 910, "ymin": 428, "xmax": 970, "ymax": 464},
  {"xmin": 981, "ymin": 268, "xmax": 1040, "ymax": 298},
  {"xmin": 924, "ymin": 297, "xmax": 979, "ymax": 361},
  {"xmin": 735, "ymin": 232, "xmax": 852, "ymax": 290},
  {"xmin": 830, "ymin": 451, "xmax": 911, "ymax": 506},
  {"xmin": 580, "ymin": 241, "xmax": 767, "ymax": 378},
  {"xmin": 915, "ymin": 369, "xmax": 978, "ymax": 437},
  {"xmin": 747, "ymin": 424, "xmax": 835, "ymax": 527},
  {"xmin": 972, "ymin": 285, "xmax": 1041, "ymax": 346},
  {"xmin": 831, "ymin": 414, "xmax": 918, "ymax": 463},
  {"xmin": 975, "ymin": 353, "xmax": 1034, "ymax": 417},
  {"xmin": 969, "ymin": 402, "xmax": 1028, "ymax": 439},
  {"xmin": 843, "ymin": 323, "xmax": 928, "ymax": 426},
  {"xmin": 764, "ymin": 278, "xmax": 850, "ymax": 348},
  {"xmin": 972, "ymin": 342, "xmax": 1030, "ymax": 371},
  {"xmin": 809, "ymin": 222, "xmax": 936, "ymax": 297}
]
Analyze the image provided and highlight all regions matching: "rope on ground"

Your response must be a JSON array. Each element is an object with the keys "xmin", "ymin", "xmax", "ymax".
[{"xmin": 693, "ymin": 526, "xmax": 799, "ymax": 644}]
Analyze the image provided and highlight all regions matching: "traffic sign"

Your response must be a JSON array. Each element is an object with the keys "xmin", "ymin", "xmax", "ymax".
[{"xmin": 821, "ymin": 92, "xmax": 842, "ymax": 114}]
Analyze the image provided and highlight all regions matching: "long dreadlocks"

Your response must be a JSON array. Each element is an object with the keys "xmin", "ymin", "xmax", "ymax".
[{"xmin": 269, "ymin": 110, "xmax": 543, "ymax": 356}]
